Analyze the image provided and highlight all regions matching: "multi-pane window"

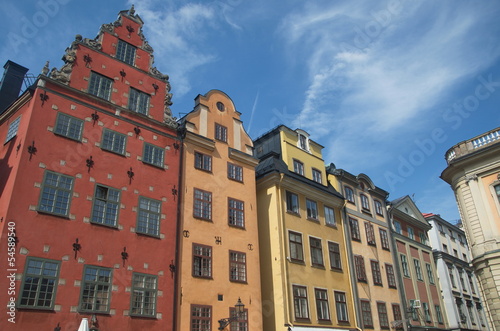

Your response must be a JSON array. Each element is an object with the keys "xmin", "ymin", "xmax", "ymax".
[
  {"xmin": 495, "ymin": 184, "xmax": 500, "ymax": 204},
  {"xmin": 409, "ymin": 300, "xmax": 419, "ymax": 320},
  {"xmin": 116, "ymin": 39, "xmax": 136, "ymax": 65},
  {"xmin": 467, "ymin": 273, "xmax": 476, "ymax": 294},
  {"xmin": 365, "ymin": 222, "xmax": 376, "ymax": 246},
  {"xmin": 5, "ymin": 115, "xmax": 21, "ymax": 143},
  {"xmin": 298, "ymin": 134, "xmax": 308, "ymax": 150},
  {"xmin": 334, "ymin": 291, "xmax": 349, "ymax": 322},
  {"xmin": 419, "ymin": 232, "xmax": 428, "ymax": 245},
  {"xmin": 442, "ymin": 244, "xmax": 448, "ymax": 252},
  {"xmin": 19, "ymin": 257, "xmax": 60, "ymax": 309},
  {"xmin": 435, "ymin": 305, "xmax": 443, "ymax": 324},
  {"xmin": 312, "ymin": 168, "xmax": 322, "ymax": 183},
  {"xmin": 54, "ymin": 113, "xmax": 83, "ymax": 141},
  {"xmin": 229, "ymin": 251, "xmax": 246, "ymax": 283},
  {"xmin": 380, "ymin": 229, "xmax": 390, "ymax": 250},
  {"xmin": 400, "ymin": 254, "xmax": 410, "ymax": 277},
  {"xmin": 289, "ymin": 231, "xmax": 304, "ymax": 262},
  {"xmin": 414, "ymin": 259, "xmax": 423, "ymax": 280},
  {"xmin": 407, "ymin": 226, "xmax": 414, "ymax": 240},
  {"xmin": 143, "ymin": 143, "xmax": 164, "ymax": 167},
  {"xmin": 375, "ymin": 200, "xmax": 384, "ymax": 216},
  {"xmin": 88, "ymin": 71, "xmax": 113, "ymax": 100},
  {"xmin": 371, "ymin": 260, "xmax": 383, "ymax": 286},
  {"xmin": 392, "ymin": 304, "xmax": 403, "ymax": 325},
  {"xmin": 38, "ymin": 171, "xmax": 74, "ymax": 217},
  {"xmin": 324, "ymin": 206, "xmax": 336, "ymax": 226},
  {"xmin": 137, "ymin": 197, "xmax": 161, "ymax": 236},
  {"xmin": 422, "ymin": 302, "xmax": 431, "ymax": 322},
  {"xmin": 129, "ymin": 88, "xmax": 150, "ymax": 115},
  {"xmin": 131, "ymin": 273, "xmax": 157, "ymax": 317},
  {"xmin": 194, "ymin": 188, "xmax": 212, "ymax": 220},
  {"xmin": 328, "ymin": 242, "xmax": 342, "ymax": 270},
  {"xmin": 354, "ymin": 255, "xmax": 367, "ymax": 282},
  {"xmin": 361, "ymin": 300, "xmax": 373, "ymax": 328},
  {"xmin": 393, "ymin": 220, "xmax": 402, "ymax": 234},
  {"xmin": 230, "ymin": 308, "xmax": 248, "ymax": 331},
  {"xmin": 377, "ymin": 302, "xmax": 390, "ymax": 329},
  {"xmin": 349, "ymin": 217, "xmax": 361, "ymax": 241},
  {"xmin": 293, "ymin": 159, "xmax": 304, "ymax": 175},
  {"xmin": 448, "ymin": 266, "xmax": 456, "ymax": 287},
  {"xmin": 459, "ymin": 270, "xmax": 466, "ymax": 289},
  {"xmin": 315, "ymin": 289, "xmax": 330, "ymax": 320},
  {"xmin": 306, "ymin": 199, "xmax": 318, "ymax": 220},
  {"xmin": 228, "ymin": 163, "xmax": 243, "ymax": 182},
  {"xmin": 191, "ymin": 305, "xmax": 211, "ymax": 331},
  {"xmin": 215, "ymin": 123, "xmax": 227, "ymax": 142},
  {"xmin": 91, "ymin": 185, "xmax": 120, "ymax": 227},
  {"xmin": 449, "ymin": 228, "xmax": 455, "ymax": 240},
  {"xmin": 386, "ymin": 264, "xmax": 397, "ymax": 288},
  {"xmin": 426, "ymin": 263, "xmax": 435, "ymax": 284},
  {"xmin": 194, "ymin": 152, "xmax": 212, "ymax": 172},
  {"xmin": 293, "ymin": 285, "xmax": 309, "ymax": 319},
  {"xmin": 80, "ymin": 265, "xmax": 112, "ymax": 313},
  {"xmin": 344, "ymin": 186, "xmax": 355, "ymax": 203},
  {"xmin": 286, "ymin": 191, "xmax": 299, "ymax": 214},
  {"xmin": 360, "ymin": 194, "xmax": 370, "ymax": 211},
  {"xmin": 310, "ymin": 237, "xmax": 324, "ymax": 267},
  {"xmin": 193, "ymin": 244, "xmax": 212, "ymax": 278},
  {"xmin": 228, "ymin": 198, "xmax": 245, "ymax": 228},
  {"xmin": 101, "ymin": 129, "xmax": 126, "ymax": 155}
]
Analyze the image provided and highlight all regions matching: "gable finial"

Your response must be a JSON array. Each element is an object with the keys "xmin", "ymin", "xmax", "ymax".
[{"xmin": 129, "ymin": 4, "xmax": 135, "ymax": 16}]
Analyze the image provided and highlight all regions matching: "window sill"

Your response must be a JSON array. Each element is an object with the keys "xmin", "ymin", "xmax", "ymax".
[
  {"xmin": 142, "ymin": 161, "xmax": 166, "ymax": 170},
  {"xmin": 192, "ymin": 275, "xmax": 213, "ymax": 280},
  {"xmin": 193, "ymin": 216, "xmax": 213, "ymax": 222},
  {"xmin": 307, "ymin": 217, "xmax": 320, "ymax": 223},
  {"xmin": 129, "ymin": 313, "xmax": 158, "ymax": 319},
  {"xmin": 136, "ymin": 231, "xmax": 161, "ymax": 239},
  {"xmin": 286, "ymin": 211, "xmax": 301, "ymax": 217},
  {"xmin": 311, "ymin": 264, "xmax": 325, "ymax": 270},
  {"xmin": 101, "ymin": 148, "xmax": 127, "ymax": 157},
  {"xmin": 90, "ymin": 221, "xmax": 119, "ymax": 230},
  {"xmin": 325, "ymin": 223, "xmax": 337, "ymax": 229},
  {"xmin": 229, "ymin": 280, "xmax": 248, "ymax": 284},
  {"xmin": 54, "ymin": 132, "xmax": 82, "ymax": 143},
  {"xmin": 36, "ymin": 210, "xmax": 70, "ymax": 219},
  {"xmin": 289, "ymin": 259, "xmax": 306, "ymax": 266},
  {"xmin": 361, "ymin": 209, "xmax": 372, "ymax": 215},
  {"xmin": 331, "ymin": 267, "xmax": 343, "ymax": 272},
  {"xmin": 228, "ymin": 224, "xmax": 246, "ymax": 230}
]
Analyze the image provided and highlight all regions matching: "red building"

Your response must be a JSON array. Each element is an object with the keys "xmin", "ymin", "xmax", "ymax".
[{"xmin": 0, "ymin": 7, "xmax": 180, "ymax": 331}]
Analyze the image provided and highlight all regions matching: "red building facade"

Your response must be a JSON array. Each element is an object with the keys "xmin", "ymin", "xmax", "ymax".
[{"xmin": 0, "ymin": 7, "xmax": 180, "ymax": 331}]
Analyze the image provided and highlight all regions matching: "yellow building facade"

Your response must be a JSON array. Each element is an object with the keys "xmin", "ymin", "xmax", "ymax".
[
  {"xmin": 254, "ymin": 126, "xmax": 357, "ymax": 331},
  {"xmin": 176, "ymin": 90, "xmax": 263, "ymax": 330}
]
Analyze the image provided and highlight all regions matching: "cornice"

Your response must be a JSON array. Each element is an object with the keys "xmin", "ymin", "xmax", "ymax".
[
  {"xmin": 228, "ymin": 147, "xmax": 259, "ymax": 167},
  {"xmin": 184, "ymin": 131, "xmax": 215, "ymax": 151}
]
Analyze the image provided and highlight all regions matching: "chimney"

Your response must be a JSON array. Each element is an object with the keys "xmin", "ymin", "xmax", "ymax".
[{"xmin": 0, "ymin": 60, "xmax": 29, "ymax": 115}]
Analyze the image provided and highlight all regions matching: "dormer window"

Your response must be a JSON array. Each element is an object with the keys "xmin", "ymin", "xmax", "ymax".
[
  {"xmin": 296, "ymin": 129, "xmax": 310, "ymax": 152},
  {"xmin": 116, "ymin": 39, "xmax": 136, "ymax": 65}
]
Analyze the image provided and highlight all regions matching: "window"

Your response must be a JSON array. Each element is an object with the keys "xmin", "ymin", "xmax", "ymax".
[
  {"xmin": 194, "ymin": 152, "xmax": 212, "ymax": 172},
  {"xmin": 286, "ymin": 191, "xmax": 299, "ymax": 214},
  {"xmin": 458, "ymin": 234, "xmax": 464, "ymax": 245},
  {"xmin": 129, "ymin": 88, "xmax": 150, "ymax": 115},
  {"xmin": 393, "ymin": 220, "xmax": 402, "ymax": 234},
  {"xmin": 91, "ymin": 185, "xmax": 120, "ymax": 227},
  {"xmin": 228, "ymin": 163, "xmax": 243, "ymax": 182},
  {"xmin": 229, "ymin": 251, "xmax": 246, "ymax": 283},
  {"xmin": 414, "ymin": 259, "xmax": 423, "ymax": 281},
  {"xmin": 216, "ymin": 101, "xmax": 225, "ymax": 111},
  {"xmin": 293, "ymin": 159, "xmax": 304, "ymax": 175},
  {"xmin": 392, "ymin": 304, "xmax": 403, "ymax": 326},
  {"xmin": 419, "ymin": 232, "xmax": 428, "ymax": 245},
  {"xmin": 38, "ymin": 171, "xmax": 74, "ymax": 217},
  {"xmin": 79, "ymin": 265, "xmax": 112, "ymax": 313},
  {"xmin": 422, "ymin": 302, "xmax": 431, "ymax": 322},
  {"xmin": 54, "ymin": 113, "xmax": 83, "ymax": 141},
  {"xmin": 194, "ymin": 188, "xmax": 212, "ymax": 220},
  {"xmin": 365, "ymin": 222, "xmax": 376, "ymax": 246},
  {"xmin": 354, "ymin": 255, "xmax": 367, "ymax": 282},
  {"xmin": 315, "ymin": 289, "xmax": 330, "ymax": 321},
  {"xmin": 324, "ymin": 206, "xmax": 336, "ymax": 226},
  {"xmin": 360, "ymin": 194, "xmax": 370, "ymax": 211},
  {"xmin": 193, "ymin": 244, "xmax": 212, "ymax": 278},
  {"xmin": 386, "ymin": 264, "xmax": 397, "ymax": 288},
  {"xmin": 289, "ymin": 231, "xmax": 304, "ymax": 262},
  {"xmin": 101, "ymin": 129, "xmax": 126, "ymax": 155},
  {"xmin": 459, "ymin": 270, "xmax": 466, "ymax": 289},
  {"xmin": 349, "ymin": 217, "xmax": 361, "ymax": 241},
  {"xmin": 371, "ymin": 260, "xmax": 383, "ymax": 286},
  {"xmin": 409, "ymin": 300, "xmax": 419, "ymax": 320},
  {"xmin": 448, "ymin": 266, "xmax": 456, "ymax": 287},
  {"xmin": 360, "ymin": 300, "xmax": 373, "ymax": 328},
  {"xmin": 310, "ymin": 237, "xmax": 324, "ymax": 267},
  {"xmin": 228, "ymin": 198, "xmax": 245, "ymax": 228},
  {"xmin": 495, "ymin": 184, "xmax": 500, "ymax": 204},
  {"xmin": 306, "ymin": 199, "xmax": 318, "ymax": 220},
  {"xmin": 19, "ymin": 257, "xmax": 60, "ymax": 309},
  {"xmin": 344, "ymin": 186, "xmax": 355, "ymax": 203},
  {"xmin": 426, "ymin": 263, "xmax": 435, "ymax": 284},
  {"xmin": 335, "ymin": 291, "xmax": 349, "ymax": 322},
  {"xmin": 407, "ymin": 226, "xmax": 414, "ymax": 240},
  {"xmin": 380, "ymin": 229, "xmax": 390, "ymax": 250},
  {"xmin": 467, "ymin": 304, "xmax": 476, "ymax": 325},
  {"xmin": 191, "ymin": 305, "xmax": 211, "ymax": 331},
  {"xmin": 215, "ymin": 123, "xmax": 227, "ymax": 142},
  {"xmin": 435, "ymin": 305, "xmax": 443, "ymax": 324},
  {"xmin": 377, "ymin": 302, "xmax": 390, "ymax": 329},
  {"xmin": 449, "ymin": 228, "xmax": 455, "ymax": 240},
  {"xmin": 293, "ymin": 285, "xmax": 309, "ymax": 319},
  {"xmin": 375, "ymin": 200, "xmax": 384, "ymax": 216},
  {"xmin": 298, "ymin": 134, "xmax": 308, "ymax": 150},
  {"xmin": 230, "ymin": 308, "xmax": 248, "ymax": 331},
  {"xmin": 312, "ymin": 168, "xmax": 322, "ymax": 183},
  {"xmin": 400, "ymin": 254, "xmax": 410, "ymax": 277},
  {"xmin": 131, "ymin": 273, "xmax": 157, "ymax": 317},
  {"xmin": 116, "ymin": 39, "xmax": 136, "ymax": 65},
  {"xmin": 88, "ymin": 72, "xmax": 112, "ymax": 100},
  {"xmin": 5, "ymin": 115, "xmax": 21, "ymax": 143},
  {"xmin": 442, "ymin": 244, "xmax": 448, "ymax": 253},
  {"xmin": 143, "ymin": 143, "xmax": 164, "ymax": 167},
  {"xmin": 467, "ymin": 273, "xmax": 476, "ymax": 294},
  {"xmin": 328, "ymin": 242, "xmax": 342, "ymax": 270},
  {"xmin": 438, "ymin": 223, "xmax": 444, "ymax": 233},
  {"xmin": 137, "ymin": 197, "xmax": 161, "ymax": 236},
  {"xmin": 453, "ymin": 249, "xmax": 458, "ymax": 257}
]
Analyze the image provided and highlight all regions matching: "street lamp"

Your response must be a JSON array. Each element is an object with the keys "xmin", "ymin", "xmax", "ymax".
[{"xmin": 218, "ymin": 298, "xmax": 245, "ymax": 330}]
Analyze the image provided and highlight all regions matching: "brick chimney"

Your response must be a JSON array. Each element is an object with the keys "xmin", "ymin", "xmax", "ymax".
[{"xmin": 0, "ymin": 60, "xmax": 29, "ymax": 114}]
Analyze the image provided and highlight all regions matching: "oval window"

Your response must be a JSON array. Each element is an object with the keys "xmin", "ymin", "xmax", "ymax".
[{"xmin": 216, "ymin": 101, "xmax": 225, "ymax": 112}]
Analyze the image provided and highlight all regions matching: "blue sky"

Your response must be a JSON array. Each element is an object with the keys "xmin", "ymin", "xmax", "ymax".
[{"xmin": 1, "ymin": 0, "xmax": 499, "ymax": 222}]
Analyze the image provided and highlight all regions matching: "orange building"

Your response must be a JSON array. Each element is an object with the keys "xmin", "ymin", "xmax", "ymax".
[
  {"xmin": 0, "ymin": 7, "xmax": 180, "ymax": 331},
  {"xmin": 176, "ymin": 90, "xmax": 263, "ymax": 330}
]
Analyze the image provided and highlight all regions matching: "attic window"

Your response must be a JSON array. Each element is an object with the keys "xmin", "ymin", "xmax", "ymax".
[
  {"xmin": 116, "ymin": 39, "xmax": 136, "ymax": 66},
  {"xmin": 216, "ymin": 102, "xmax": 225, "ymax": 112}
]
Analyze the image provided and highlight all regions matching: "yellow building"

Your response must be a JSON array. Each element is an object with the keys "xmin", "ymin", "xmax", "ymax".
[
  {"xmin": 254, "ymin": 126, "xmax": 357, "ymax": 331},
  {"xmin": 328, "ymin": 168, "xmax": 405, "ymax": 330},
  {"xmin": 176, "ymin": 90, "xmax": 263, "ymax": 330}
]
